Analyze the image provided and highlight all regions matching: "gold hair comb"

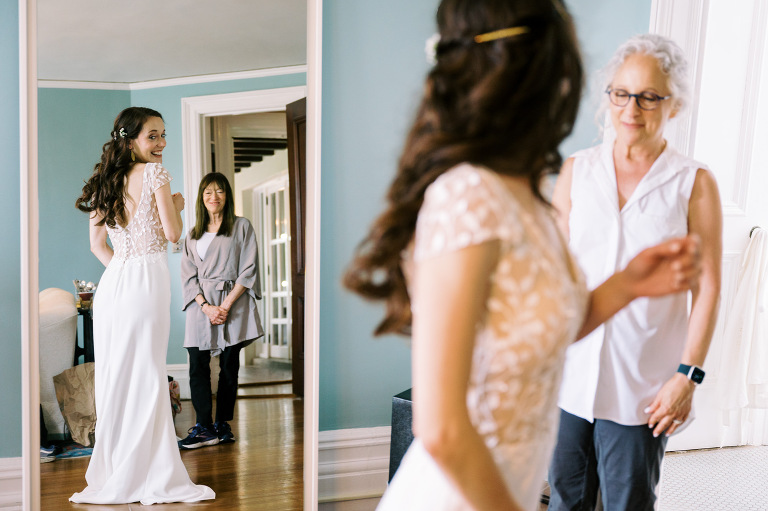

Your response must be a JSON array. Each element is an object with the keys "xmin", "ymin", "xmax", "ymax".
[{"xmin": 474, "ymin": 26, "xmax": 530, "ymax": 44}]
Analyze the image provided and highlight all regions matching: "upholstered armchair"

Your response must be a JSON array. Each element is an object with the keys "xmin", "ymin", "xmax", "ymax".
[{"xmin": 39, "ymin": 287, "xmax": 78, "ymax": 439}]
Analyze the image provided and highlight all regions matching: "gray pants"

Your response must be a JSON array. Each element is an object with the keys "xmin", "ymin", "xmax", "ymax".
[{"xmin": 548, "ymin": 409, "xmax": 667, "ymax": 511}]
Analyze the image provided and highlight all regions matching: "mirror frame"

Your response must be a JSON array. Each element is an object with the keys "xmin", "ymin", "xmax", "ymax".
[{"xmin": 19, "ymin": 0, "xmax": 323, "ymax": 509}]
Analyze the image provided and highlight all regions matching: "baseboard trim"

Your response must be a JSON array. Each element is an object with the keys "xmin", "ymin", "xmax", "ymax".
[
  {"xmin": 166, "ymin": 363, "xmax": 191, "ymax": 400},
  {"xmin": 0, "ymin": 458, "xmax": 22, "ymax": 510},
  {"xmin": 318, "ymin": 427, "xmax": 391, "ymax": 503}
]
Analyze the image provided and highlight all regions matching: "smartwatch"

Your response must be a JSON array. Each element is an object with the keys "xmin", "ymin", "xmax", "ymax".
[{"xmin": 677, "ymin": 363, "xmax": 705, "ymax": 384}]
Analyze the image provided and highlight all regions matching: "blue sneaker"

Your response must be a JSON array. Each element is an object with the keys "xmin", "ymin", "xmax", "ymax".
[
  {"xmin": 178, "ymin": 423, "xmax": 220, "ymax": 449},
  {"xmin": 214, "ymin": 421, "xmax": 235, "ymax": 443},
  {"xmin": 40, "ymin": 444, "xmax": 58, "ymax": 463}
]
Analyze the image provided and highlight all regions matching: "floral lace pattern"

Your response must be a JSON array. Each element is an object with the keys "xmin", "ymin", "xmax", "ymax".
[
  {"xmin": 107, "ymin": 163, "xmax": 172, "ymax": 261},
  {"xmin": 412, "ymin": 163, "xmax": 589, "ymax": 461}
]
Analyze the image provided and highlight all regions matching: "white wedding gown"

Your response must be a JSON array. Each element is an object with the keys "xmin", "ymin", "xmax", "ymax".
[
  {"xmin": 71, "ymin": 163, "xmax": 214, "ymax": 505},
  {"xmin": 377, "ymin": 165, "xmax": 589, "ymax": 510}
]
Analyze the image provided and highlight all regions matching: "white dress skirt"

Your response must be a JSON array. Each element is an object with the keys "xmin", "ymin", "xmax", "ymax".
[{"xmin": 71, "ymin": 163, "xmax": 214, "ymax": 505}]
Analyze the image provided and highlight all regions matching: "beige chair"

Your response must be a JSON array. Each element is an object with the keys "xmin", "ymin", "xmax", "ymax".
[{"xmin": 39, "ymin": 287, "xmax": 78, "ymax": 439}]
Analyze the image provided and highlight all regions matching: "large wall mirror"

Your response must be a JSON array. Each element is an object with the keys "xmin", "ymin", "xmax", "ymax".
[{"xmin": 20, "ymin": 0, "xmax": 322, "ymax": 509}]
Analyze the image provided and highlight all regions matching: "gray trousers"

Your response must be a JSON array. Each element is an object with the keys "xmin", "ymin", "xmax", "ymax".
[{"xmin": 548, "ymin": 409, "xmax": 668, "ymax": 511}]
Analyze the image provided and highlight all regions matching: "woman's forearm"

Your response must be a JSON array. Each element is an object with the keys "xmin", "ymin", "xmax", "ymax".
[
  {"xmin": 220, "ymin": 283, "xmax": 247, "ymax": 311},
  {"xmin": 420, "ymin": 420, "xmax": 524, "ymax": 511},
  {"xmin": 681, "ymin": 273, "xmax": 720, "ymax": 367},
  {"xmin": 577, "ymin": 272, "xmax": 633, "ymax": 340}
]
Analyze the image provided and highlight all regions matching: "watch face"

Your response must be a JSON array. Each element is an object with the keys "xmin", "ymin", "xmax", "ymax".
[{"xmin": 691, "ymin": 367, "xmax": 705, "ymax": 384}]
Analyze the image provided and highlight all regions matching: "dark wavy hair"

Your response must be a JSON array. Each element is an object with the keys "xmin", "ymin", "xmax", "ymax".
[
  {"xmin": 343, "ymin": 0, "xmax": 584, "ymax": 336},
  {"xmin": 75, "ymin": 107, "xmax": 164, "ymax": 228},
  {"xmin": 189, "ymin": 172, "xmax": 236, "ymax": 240}
]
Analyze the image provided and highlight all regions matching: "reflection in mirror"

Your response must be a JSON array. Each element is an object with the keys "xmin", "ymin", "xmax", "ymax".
[{"xmin": 33, "ymin": 1, "xmax": 311, "ymax": 509}]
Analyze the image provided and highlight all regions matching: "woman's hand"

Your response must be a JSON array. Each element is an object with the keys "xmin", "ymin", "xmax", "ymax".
[
  {"xmin": 620, "ymin": 234, "xmax": 701, "ymax": 298},
  {"xmin": 172, "ymin": 192, "xmax": 185, "ymax": 212},
  {"xmin": 202, "ymin": 303, "xmax": 228, "ymax": 325},
  {"xmin": 645, "ymin": 374, "xmax": 694, "ymax": 437}
]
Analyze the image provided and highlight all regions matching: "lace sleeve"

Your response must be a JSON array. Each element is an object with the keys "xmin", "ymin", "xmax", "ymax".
[
  {"xmin": 413, "ymin": 164, "xmax": 521, "ymax": 261},
  {"xmin": 148, "ymin": 163, "xmax": 172, "ymax": 193}
]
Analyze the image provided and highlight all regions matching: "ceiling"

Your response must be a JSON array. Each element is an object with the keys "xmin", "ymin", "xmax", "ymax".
[{"xmin": 37, "ymin": 0, "xmax": 307, "ymax": 84}]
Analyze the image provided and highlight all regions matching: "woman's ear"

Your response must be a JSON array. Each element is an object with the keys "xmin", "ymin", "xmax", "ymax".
[{"xmin": 669, "ymin": 100, "xmax": 681, "ymax": 120}]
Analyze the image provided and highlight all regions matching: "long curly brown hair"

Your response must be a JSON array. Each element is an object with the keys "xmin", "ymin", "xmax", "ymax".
[
  {"xmin": 343, "ymin": 0, "xmax": 584, "ymax": 336},
  {"xmin": 75, "ymin": 107, "xmax": 164, "ymax": 228}
]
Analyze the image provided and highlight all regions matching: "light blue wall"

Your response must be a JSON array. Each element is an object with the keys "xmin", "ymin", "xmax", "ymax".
[
  {"xmin": 562, "ymin": 0, "xmax": 653, "ymax": 156},
  {"xmin": 319, "ymin": 0, "xmax": 440, "ymax": 431},
  {"xmin": 0, "ymin": 0, "xmax": 22, "ymax": 459},
  {"xmin": 318, "ymin": 0, "xmax": 652, "ymax": 432},
  {"xmin": 38, "ymin": 73, "xmax": 306, "ymax": 365},
  {"xmin": 38, "ymin": 89, "xmax": 131, "ymax": 296}
]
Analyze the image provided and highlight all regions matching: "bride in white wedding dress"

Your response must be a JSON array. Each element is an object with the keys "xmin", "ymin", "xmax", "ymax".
[{"xmin": 72, "ymin": 107, "xmax": 214, "ymax": 505}]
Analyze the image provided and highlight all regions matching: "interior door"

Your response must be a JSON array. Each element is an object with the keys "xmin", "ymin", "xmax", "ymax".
[
  {"xmin": 655, "ymin": 0, "xmax": 768, "ymax": 450},
  {"xmin": 286, "ymin": 97, "xmax": 307, "ymax": 397},
  {"xmin": 261, "ymin": 176, "xmax": 293, "ymax": 361}
]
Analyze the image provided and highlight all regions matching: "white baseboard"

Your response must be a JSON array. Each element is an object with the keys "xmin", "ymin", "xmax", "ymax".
[
  {"xmin": 166, "ymin": 363, "xmax": 191, "ymax": 400},
  {"xmin": 0, "ymin": 458, "xmax": 22, "ymax": 510},
  {"xmin": 318, "ymin": 427, "xmax": 391, "ymax": 503}
]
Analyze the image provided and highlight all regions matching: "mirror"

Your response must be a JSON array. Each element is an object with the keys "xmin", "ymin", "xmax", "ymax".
[{"xmin": 22, "ymin": 0, "xmax": 321, "ymax": 509}]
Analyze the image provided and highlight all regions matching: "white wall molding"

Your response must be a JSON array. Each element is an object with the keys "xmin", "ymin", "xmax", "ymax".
[
  {"xmin": 0, "ymin": 458, "xmax": 22, "ymax": 510},
  {"xmin": 305, "ymin": 1, "xmax": 323, "ymax": 507},
  {"xmin": 318, "ymin": 428, "xmax": 391, "ymax": 503},
  {"xmin": 37, "ymin": 65, "xmax": 308, "ymax": 91}
]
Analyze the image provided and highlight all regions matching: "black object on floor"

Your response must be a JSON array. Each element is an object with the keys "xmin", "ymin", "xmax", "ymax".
[{"xmin": 389, "ymin": 388, "xmax": 414, "ymax": 483}]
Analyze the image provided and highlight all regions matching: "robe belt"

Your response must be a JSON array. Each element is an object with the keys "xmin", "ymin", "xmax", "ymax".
[
  {"xmin": 199, "ymin": 278, "xmax": 235, "ymax": 293},
  {"xmin": 198, "ymin": 278, "xmax": 234, "ymax": 342}
]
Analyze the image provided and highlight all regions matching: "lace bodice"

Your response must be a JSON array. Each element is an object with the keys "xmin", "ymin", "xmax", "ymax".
[
  {"xmin": 411, "ymin": 164, "xmax": 589, "ymax": 453},
  {"xmin": 107, "ymin": 163, "xmax": 171, "ymax": 261}
]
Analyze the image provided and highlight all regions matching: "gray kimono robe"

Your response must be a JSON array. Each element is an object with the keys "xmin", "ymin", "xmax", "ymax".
[{"xmin": 182, "ymin": 216, "xmax": 264, "ymax": 355}]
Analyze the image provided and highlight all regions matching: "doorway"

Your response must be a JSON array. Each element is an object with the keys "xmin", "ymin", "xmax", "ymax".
[{"xmin": 203, "ymin": 111, "xmax": 295, "ymax": 393}]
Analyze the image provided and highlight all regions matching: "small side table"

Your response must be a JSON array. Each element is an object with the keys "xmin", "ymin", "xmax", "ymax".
[{"xmin": 75, "ymin": 305, "xmax": 95, "ymax": 365}]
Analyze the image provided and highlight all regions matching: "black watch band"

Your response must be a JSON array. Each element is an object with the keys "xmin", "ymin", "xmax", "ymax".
[
  {"xmin": 200, "ymin": 300, "xmax": 208, "ymax": 308},
  {"xmin": 677, "ymin": 363, "xmax": 705, "ymax": 384}
]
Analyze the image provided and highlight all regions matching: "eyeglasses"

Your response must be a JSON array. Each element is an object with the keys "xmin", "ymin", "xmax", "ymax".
[{"xmin": 605, "ymin": 88, "xmax": 671, "ymax": 111}]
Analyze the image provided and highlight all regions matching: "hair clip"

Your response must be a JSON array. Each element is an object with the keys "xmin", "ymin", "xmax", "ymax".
[
  {"xmin": 119, "ymin": 127, "xmax": 127, "ymax": 138},
  {"xmin": 474, "ymin": 26, "xmax": 530, "ymax": 44}
]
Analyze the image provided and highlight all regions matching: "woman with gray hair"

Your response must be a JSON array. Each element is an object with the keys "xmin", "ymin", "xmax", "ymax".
[{"xmin": 548, "ymin": 33, "xmax": 722, "ymax": 510}]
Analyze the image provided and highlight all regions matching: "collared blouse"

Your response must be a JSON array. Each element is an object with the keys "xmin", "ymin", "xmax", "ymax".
[{"xmin": 181, "ymin": 216, "xmax": 264, "ymax": 355}]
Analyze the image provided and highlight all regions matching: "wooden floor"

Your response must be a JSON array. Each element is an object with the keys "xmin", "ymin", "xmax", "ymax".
[{"xmin": 40, "ymin": 381, "xmax": 303, "ymax": 510}]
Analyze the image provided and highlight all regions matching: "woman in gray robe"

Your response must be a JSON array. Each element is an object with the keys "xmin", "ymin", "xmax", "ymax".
[{"xmin": 178, "ymin": 172, "xmax": 264, "ymax": 449}]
